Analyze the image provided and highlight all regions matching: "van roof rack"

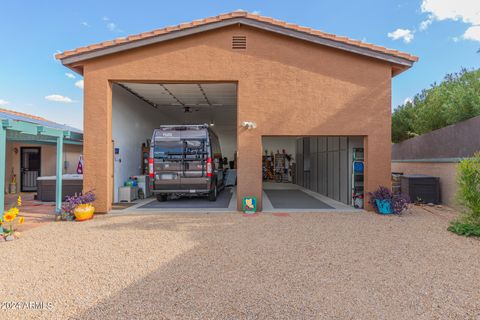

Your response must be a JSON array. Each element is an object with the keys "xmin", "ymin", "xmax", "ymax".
[{"xmin": 158, "ymin": 124, "xmax": 209, "ymax": 131}]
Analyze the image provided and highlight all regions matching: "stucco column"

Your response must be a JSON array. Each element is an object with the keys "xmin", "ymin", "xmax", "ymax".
[
  {"xmin": 55, "ymin": 135, "xmax": 63, "ymax": 214},
  {"xmin": 364, "ymin": 134, "xmax": 391, "ymax": 210},
  {"xmin": 0, "ymin": 126, "xmax": 6, "ymax": 214},
  {"xmin": 236, "ymin": 128, "xmax": 263, "ymax": 211},
  {"xmin": 83, "ymin": 73, "xmax": 113, "ymax": 213}
]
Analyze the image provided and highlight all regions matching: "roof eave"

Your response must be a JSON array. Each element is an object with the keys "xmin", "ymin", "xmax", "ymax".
[{"xmin": 58, "ymin": 17, "xmax": 416, "ymax": 73}]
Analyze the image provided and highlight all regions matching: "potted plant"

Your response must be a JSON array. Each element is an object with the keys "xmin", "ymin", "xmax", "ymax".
[
  {"xmin": 61, "ymin": 191, "xmax": 96, "ymax": 221},
  {"xmin": 369, "ymin": 186, "xmax": 410, "ymax": 215},
  {"xmin": 1, "ymin": 196, "xmax": 24, "ymax": 241}
]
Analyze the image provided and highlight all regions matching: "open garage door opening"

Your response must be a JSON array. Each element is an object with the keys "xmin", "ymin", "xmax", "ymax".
[
  {"xmin": 262, "ymin": 136, "xmax": 364, "ymax": 211},
  {"xmin": 111, "ymin": 82, "xmax": 238, "ymax": 211}
]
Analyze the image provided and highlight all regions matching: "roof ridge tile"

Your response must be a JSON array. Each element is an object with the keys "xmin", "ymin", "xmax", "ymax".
[{"xmin": 55, "ymin": 11, "xmax": 419, "ymax": 63}]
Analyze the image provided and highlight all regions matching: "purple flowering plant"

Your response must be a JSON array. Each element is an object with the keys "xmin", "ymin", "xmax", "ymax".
[
  {"xmin": 368, "ymin": 186, "xmax": 410, "ymax": 214},
  {"xmin": 60, "ymin": 191, "xmax": 96, "ymax": 220}
]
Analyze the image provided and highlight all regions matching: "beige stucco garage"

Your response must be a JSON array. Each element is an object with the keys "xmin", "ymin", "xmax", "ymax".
[{"xmin": 56, "ymin": 11, "xmax": 417, "ymax": 212}]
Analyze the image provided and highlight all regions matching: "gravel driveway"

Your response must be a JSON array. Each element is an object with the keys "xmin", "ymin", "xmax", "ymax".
[{"xmin": 1, "ymin": 208, "xmax": 479, "ymax": 319}]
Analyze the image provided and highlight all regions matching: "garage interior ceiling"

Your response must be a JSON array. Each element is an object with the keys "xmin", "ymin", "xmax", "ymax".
[{"xmin": 117, "ymin": 82, "xmax": 237, "ymax": 126}]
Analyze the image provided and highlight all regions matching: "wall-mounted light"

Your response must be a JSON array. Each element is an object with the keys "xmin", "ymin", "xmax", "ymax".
[
  {"xmin": 241, "ymin": 121, "xmax": 257, "ymax": 129},
  {"xmin": 209, "ymin": 121, "xmax": 215, "ymax": 127}
]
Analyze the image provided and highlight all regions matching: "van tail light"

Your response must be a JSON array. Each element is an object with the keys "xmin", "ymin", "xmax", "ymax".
[
  {"xmin": 207, "ymin": 157, "xmax": 213, "ymax": 177},
  {"xmin": 148, "ymin": 158, "xmax": 154, "ymax": 178}
]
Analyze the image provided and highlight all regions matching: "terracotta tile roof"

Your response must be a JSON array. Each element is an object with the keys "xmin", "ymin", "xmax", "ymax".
[{"xmin": 56, "ymin": 11, "xmax": 418, "ymax": 63}]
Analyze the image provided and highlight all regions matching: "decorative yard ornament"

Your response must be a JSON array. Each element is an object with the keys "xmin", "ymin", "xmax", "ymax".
[
  {"xmin": 242, "ymin": 196, "xmax": 257, "ymax": 214},
  {"xmin": 77, "ymin": 155, "xmax": 84, "ymax": 174}
]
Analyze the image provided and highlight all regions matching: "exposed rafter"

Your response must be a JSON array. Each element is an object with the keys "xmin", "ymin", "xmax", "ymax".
[
  {"xmin": 117, "ymin": 83, "xmax": 158, "ymax": 109},
  {"xmin": 159, "ymin": 84, "xmax": 186, "ymax": 107},
  {"xmin": 198, "ymin": 84, "xmax": 212, "ymax": 107}
]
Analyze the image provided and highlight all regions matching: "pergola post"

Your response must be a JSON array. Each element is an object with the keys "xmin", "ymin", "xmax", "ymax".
[
  {"xmin": 0, "ymin": 126, "xmax": 6, "ymax": 218},
  {"xmin": 55, "ymin": 135, "xmax": 64, "ymax": 214}
]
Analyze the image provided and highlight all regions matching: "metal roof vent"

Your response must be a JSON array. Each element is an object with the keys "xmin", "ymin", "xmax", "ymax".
[{"xmin": 232, "ymin": 36, "xmax": 247, "ymax": 50}]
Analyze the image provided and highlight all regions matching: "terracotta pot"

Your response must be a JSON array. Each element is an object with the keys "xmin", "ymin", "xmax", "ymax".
[{"xmin": 74, "ymin": 204, "xmax": 95, "ymax": 221}]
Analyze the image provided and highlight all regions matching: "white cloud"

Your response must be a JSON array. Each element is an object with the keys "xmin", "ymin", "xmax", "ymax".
[
  {"xmin": 102, "ymin": 16, "xmax": 122, "ymax": 32},
  {"xmin": 81, "ymin": 21, "xmax": 90, "ymax": 27},
  {"xmin": 75, "ymin": 80, "xmax": 84, "ymax": 89},
  {"xmin": 45, "ymin": 94, "xmax": 74, "ymax": 103},
  {"xmin": 107, "ymin": 22, "xmax": 117, "ymax": 31},
  {"xmin": 463, "ymin": 25, "xmax": 480, "ymax": 41},
  {"xmin": 403, "ymin": 97, "xmax": 413, "ymax": 105},
  {"xmin": 0, "ymin": 99, "xmax": 9, "ymax": 106},
  {"xmin": 387, "ymin": 28, "xmax": 414, "ymax": 43},
  {"xmin": 421, "ymin": 0, "xmax": 480, "ymax": 25},
  {"xmin": 421, "ymin": 0, "xmax": 480, "ymax": 41},
  {"xmin": 65, "ymin": 73, "xmax": 76, "ymax": 79},
  {"xmin": 419, "ymin": 16, "xmax": 433, "ymax": 30}
]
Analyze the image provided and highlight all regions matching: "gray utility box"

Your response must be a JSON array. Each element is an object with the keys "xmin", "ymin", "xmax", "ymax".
[
  {"xmin": 37, "ymin": 175, "xmax": 83, "ymax": 202},
  {"xmin": 400, "ymin": 174, "xmax": 440, "ymax": 204}
]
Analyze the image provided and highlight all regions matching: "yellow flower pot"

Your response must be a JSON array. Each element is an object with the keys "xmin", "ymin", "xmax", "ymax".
[{"xmin": 74, "ymin": 204, "xmax": 95, "ymax": 221}]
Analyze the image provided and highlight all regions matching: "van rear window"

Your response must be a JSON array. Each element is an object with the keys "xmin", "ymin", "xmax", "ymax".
[
  {"xmin": 153, "ymin": 141, "xmax": 183, "ymax": 159},
  {"xmin": 184, "ymin": 139, "xmax": 207, "ymax": 159},
  {"xmin": 154, "ymin": 139, "xmax": 207, "ymax": 160}
]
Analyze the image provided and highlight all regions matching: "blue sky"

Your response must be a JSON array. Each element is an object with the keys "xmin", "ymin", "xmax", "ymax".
[{"xmin": 0, "ymin": 0, "xmax": 479, "ymax": 130}]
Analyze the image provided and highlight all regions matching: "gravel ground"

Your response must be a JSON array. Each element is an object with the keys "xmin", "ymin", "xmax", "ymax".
[{"xmin": 1, "ymin": 207, "xmax": 479, "ymax": 319}]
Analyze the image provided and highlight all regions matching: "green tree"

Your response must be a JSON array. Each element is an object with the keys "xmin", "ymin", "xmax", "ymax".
[
  {"xmin": 392, "ymin": 68, "xmax": 480, "ymax": 143},
  {"xmin": 391, "ymin": 100, "xmax": 416, "ymax": 143}
]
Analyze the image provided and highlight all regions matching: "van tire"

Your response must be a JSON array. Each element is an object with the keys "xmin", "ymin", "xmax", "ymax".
[
  {"xmin": 209, "ymin": 184, "xmax": 217, "ymax": 201},
  {"xmin": 156, "ymin": 194, "xmax": 167, "ymax": 202}
]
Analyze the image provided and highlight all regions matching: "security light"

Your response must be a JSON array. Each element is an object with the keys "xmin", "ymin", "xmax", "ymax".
[{"xmin": 241, "ymin": 121, "xmax": 257, "ymax": 129}]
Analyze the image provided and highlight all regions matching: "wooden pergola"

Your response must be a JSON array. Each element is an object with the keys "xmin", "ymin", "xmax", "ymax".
[{"xmin": 0, "ymin": 118, "xmax": 83, "ymax": 214}]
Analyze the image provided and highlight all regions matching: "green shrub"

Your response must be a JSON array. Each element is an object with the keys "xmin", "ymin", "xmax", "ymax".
[
  {"xmin": 456, "ymin": 152, "xmax": 480, "ymax": 220},
  {"xmin": 448, "ymin": 221, "xmax": 480, "ymax": 237},
  {"xmin": 449, "ymin": 152, "xmax": 480, "ymax": 237}
]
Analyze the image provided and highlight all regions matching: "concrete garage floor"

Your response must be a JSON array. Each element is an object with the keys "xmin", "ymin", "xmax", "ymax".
[
  {"xmin": 262, "ymin": 182, "xmax": 357, "ymax": 212},
  {"xmin": 1, "ymin": 208, "xmax": 479, "ymax": 319},
  {"xmin": 114, "ymin": 187, "xmax": 238, "ymax": 213},
  {"xmin": 139, "ymin": 187, "xmax": 234, "ymax": 209},
  {"xmin": 113, "ymin": 182, "xmax": 356, "ymax": 214}
]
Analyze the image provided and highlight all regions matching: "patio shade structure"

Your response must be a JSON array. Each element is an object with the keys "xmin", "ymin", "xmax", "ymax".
[{"xmin": 0, "ymin": 114, "xmax": 83, "ymax": 214}]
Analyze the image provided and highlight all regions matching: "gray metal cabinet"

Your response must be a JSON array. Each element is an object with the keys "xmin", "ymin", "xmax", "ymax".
[
  {"xmin": 339, "ymin": 137, "xmax": 349, "ymax": 204},
  {"xmin": 303, "ymin": 137, "xmax": 310, "ymax": 189},
  {"xmin": 294, "ymin": 136, "xmax": 356, "ymax": 206},
  {"xmin": 296, "ymin": 138, "xmax": 304, "ymax": 187},
  {"xmin": 309, "ymin": 137, "xmax": 318, "ymax": 192}
]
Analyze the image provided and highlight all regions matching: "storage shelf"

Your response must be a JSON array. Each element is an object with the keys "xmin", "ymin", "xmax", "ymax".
[{"xmin": 351, "ymin": 148, "xmax": 364, "ymax": 208}]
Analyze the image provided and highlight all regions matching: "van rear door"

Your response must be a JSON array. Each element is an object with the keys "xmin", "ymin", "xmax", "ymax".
[
  {"xmin": 153, "ymin": 138, "xmax": 183, "ymax": 191},
  {"xmin": 180, "ymin": 138, "xmax": 209, "ymax": 191}
]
